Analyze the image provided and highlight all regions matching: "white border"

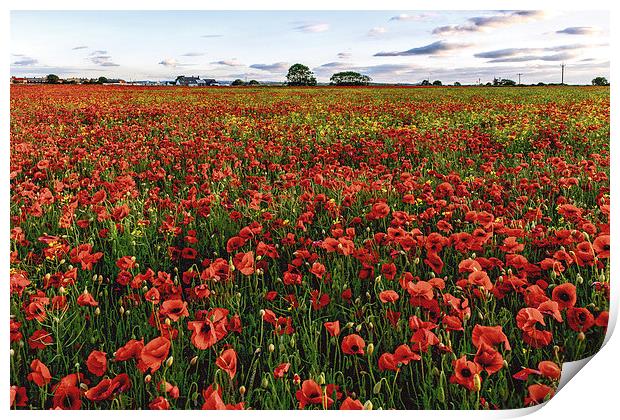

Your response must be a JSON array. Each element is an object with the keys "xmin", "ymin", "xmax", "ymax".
[{"xmin": 2, "ymin": 1, "xmax": 617, "ymax": 418}]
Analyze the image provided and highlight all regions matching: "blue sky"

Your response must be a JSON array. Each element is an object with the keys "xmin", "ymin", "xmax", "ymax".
[{"xmin": 10, "ymin": 10, "xmax": 609, "ymax": 84}]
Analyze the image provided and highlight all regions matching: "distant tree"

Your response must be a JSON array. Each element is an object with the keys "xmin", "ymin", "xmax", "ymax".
[
  {"xmin": 231, "ymin": 79, "xmax": 245, "ymax": 86},
  {"xmin": 501, "ymin": 79, "xmax": 516, "ymax": 86},
  {"xmin": 537, "ymin": 82, "xmax": 546, "ymax": 86},
  {"xmin": 97, "ymin": 76, "xmax": 108, "ymax": 84},
  {"xmin": 485, "ymin": 82, "xmax": 492, "ymax": 86},
  {"xmin": 329, "ymin": 71, "xmax": 371, "ymax": 86},
  {"xmin": 420, "ymin": 79, "xmax": 431, "ymax": 86},
  {"xmin": 454, "ymin": 81, "xmax": 461, "ymax": 86},
  {"xmin": 247, "ymin": 80, "xmax": 260, "ymax": 86},
  {"xmin": 432, "ymin": 80, "xmax": 442, "ymax": 86},
  {"xmin": 592, "ymin": 76, "xmax": 609, "ymax": 86},
  {"xmin": 286, "ymin": 64, "xmax": 317, "ymax": 86},
  {"xmin": 46, "ymin": 74, "xmax": 60, "ymax": 84}
]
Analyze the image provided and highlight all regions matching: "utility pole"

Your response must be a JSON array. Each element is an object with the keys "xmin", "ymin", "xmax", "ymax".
[
  {"xmin": 561, "ymin": 63, "xmax": 565, "ymax": 85},
  {"xmin": 517, "ymin": 73, "xmax": 523, "ymax": 85}
]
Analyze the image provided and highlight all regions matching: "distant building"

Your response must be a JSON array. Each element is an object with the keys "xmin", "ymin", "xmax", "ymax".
[
  {"xmin": 65, "ymin": 77, "xmax": 89, "ymax": 84},
  {"xmin": 175, "ymin": 75, "xmax": 218, "ymax": 86},
  {"xmin": 10, "ymin": 77, "xmax": 27, "ymax": 84},
  {"xmin": 25, "ymin": 77, "xmax": 47, "ymax": 84}
]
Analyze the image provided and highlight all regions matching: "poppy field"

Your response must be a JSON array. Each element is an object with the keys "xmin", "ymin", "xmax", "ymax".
[{"xmin": 9, "ymin": 85, "xmax": 610, "ymax": 410}]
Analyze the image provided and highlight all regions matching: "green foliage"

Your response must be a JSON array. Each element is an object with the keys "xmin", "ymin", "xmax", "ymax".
[
  {"xmin": 286, "ymin": 63, "xmax": 317, "ymax": 86},
  {"xmin": 330, "ymin": 71, "xmax": 371, "ymax": 86}
]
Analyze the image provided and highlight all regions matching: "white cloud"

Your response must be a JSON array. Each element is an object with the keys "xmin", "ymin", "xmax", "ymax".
[
  {"xmin": 158, "ymin": 58, "xmax": 179, "ymax": 67},
  {"xmin": 294, "ymin": 22, "xmax": 329, "ymax": 33},
  {"xmin": 368, "ymin": 27, "xmax": 387, "ymax": 37}
]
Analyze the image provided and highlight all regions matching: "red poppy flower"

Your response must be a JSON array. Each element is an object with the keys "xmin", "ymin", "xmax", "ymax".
[
  {"xmin": 538, "ymin": 361, "xmax": 561, "ymax": 380},
  {"xmin": 28, "ymin": 329, "xmax": 53, "ymax": 350},
  {"xmin": 340, "ymin": 397, "xmax": 364, "ymax": 410},
  {"xmin": 274, "ymin": 362, "xmax": 291, "ymax": 379},
  {"xmin": 139, "ymin": 336, "xmax": 171, "ymax": 373},
  {"xmin": 85, "ymin": 378, "xmax": 117, "ymax": 401},
  {"xmin": 52, "ymin": 384, "xmax": 81, "ymax": 409},
  {"xmin": 296, "ymin": 379, "xmax": 332, "ymax": 409},
  {"xmin": 10, "ymin": 386, "xmax": 28, "ymax": 408},
  {"xmin": 149, "ymin": 396, "xmax": 170, "ymax": 410},
  {"xmin": 216, "ymin": 348, "xmax": 237, "ymax": 379},
  {"xmin": 324, "ymin": 320, "xmax": 341, "ymax": 337},
  {"xmin": 160, "ymin": 299, "xmax": 189, "ymax": 321},
  {"xmin": 378, "ymin": 352, "xmax": 399, "ymax": 372},
  {"xmin": 187, "ymin": 320, "xmax": 218, "ymax": 350},
  {"xmin": 379, "ymin": 290, "xmax": 399, "ymax": 303},
  {"xmin": 77, "ymin": 291, "xmax": 99, "ymax": 307},
  {"xmin": 551, "ymin": 283, "xmax": 577, "ymax": 310},
  {"xmin": 567, "ymin": 307, "xmax": 595, "ymax": 332},
  {"xmin": 341, "ymin": 334, "xmax": 365, "ymax": 355},
  {"xmin": 471, "ymin": 325, "xmax": 511, "ymax": 351},
  {"xmin": 450, "ymin": 356, "xmax": 481, "ymax": 391},
  {"xmin": 524, "ymin": 384, "xmax": 554, "ymax": 406},
  {"xmin": 474, "ymin": 343, "xmax": 504, "ymax": 375},
  {"xmin": 27, "ymin": 359, "xmax": 52, "ymax": 386},
  {"xmin": 115, "ymin": 339, "xmax": 144, "ymax": 362},
  {"xmin": 393, "ymin": 344, "xmax": 421, "ymax": 364},
  {"xmin": 592, "ymin": 234, "xmax": 610, "ymax": 259},
  {"xmin": 86, "ymin": 350, "xmax": 107, "ymax": 376}
]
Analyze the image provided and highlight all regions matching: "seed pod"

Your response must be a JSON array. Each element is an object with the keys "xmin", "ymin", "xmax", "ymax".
[
  {"xmin": 318, "ymin": 373, "xmax": 326, "ymax": 385},
  {"xmin": 373, "ymin": 381, "xmax": 382, "ymax": 394},
  {"xmin": 268, "ymin": 343, "xmax": 275, "ymax": 353},
  {"xmin": 367, "ymin": 343, "xmax": 374, "ymax": 356},
  {"xmin": 355, "ymin": 324, "xmax": 362, "ymax": 332},
  {"xmin": 190, "ymin": 356, "xmax": 198, "ymax": 366},
  {"xmin": 166, "ymin": 356, "xmax": 174, "ymax": 368},
  {"xmin": 363, "ymin": 400, "xmax": 373, "ymax": 410},
  {"xmin": 239, "ymin": 386, "xmax": 246, "ymax": 396},
  {"xmin": 94, "ymin": 307, "xmax": 101, "ymax": 316},
  {"xmin": 473, "ymin": 374, "xmax": 482, "ymax": 392},
  {"xmin": 437, "ymin": 385, "xmax": 445, "ymax": 403},
  {"xmin": 577, "ymin": 332, "xmax": 586, "ymax": 341}
]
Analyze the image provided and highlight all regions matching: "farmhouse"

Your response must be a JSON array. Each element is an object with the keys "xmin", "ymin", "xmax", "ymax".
[{"xmin": 175, "ymin": 75, "xmax": 218, "ymax": 86}]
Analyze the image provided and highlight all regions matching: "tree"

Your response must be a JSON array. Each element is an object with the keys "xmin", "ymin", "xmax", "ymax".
[
  {"xmin": 248, "ymin": 80, "xmax": 260, "ymax": 86},
  {"xmin": 286, "ymin": 64, "xmax": 317, "ymax": 86},
  {"xmin": 432, "ymin": 80, "xmax": 442, "ymax": 86},
  {"xmin": 46, "ymin": 74, "xmax": 60, "ymax": 84},
  {"xmin": 231, "ymin": 79, "xmax": 245, "ymax": 86},
  {"xmin": 501, "ymin": 79, "xmax": 516, "ymax": 86},
  {"xmin": 592, "ymin": 76, "xmax": 609, "ymax": 86},
  {"xmin": 420, "ymin": 79, "xmax": 431, "ymax": 86},
  {"xmin": 454, "ymin": 82, "xmax": 461, "ymax": 86},
  {"xmin": 329, "ymin": 71, "xmax": 371, "ymax": 86},
  {"xmin": 97, "ymin": 76, "xmax": 108, "ymax": 84}
]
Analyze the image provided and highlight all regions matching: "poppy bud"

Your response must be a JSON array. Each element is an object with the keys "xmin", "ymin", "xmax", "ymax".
[
  {"xmin": 503, "ymin": 359, "xmax": 509, "ymax": 369},
  {"xmin": 318, "ymin": 373, "xmax": 326, "ymax": 385},
  {"xmin": 413, "ymin": 258, "xmax": 420, "ymax": 265},
  {"xmin": 290, "ymin": 337, "xmax": 296, "ymax": 347},
  {"xmin": 255, "ymin": 347, "xmax": 262, "ymax": 354},
  {"xmin": 577, "ymin": 332, "xmax": 586, "ymax": 341},
  {"xmin": 166, "ymin": 356, "xmax": 174, "ymax": 368},
  {"xmin": 10, "ymin": 349, "xmax": 14, "ymax": 357},
  {"xmin": 293, "ymin": 374, "xmax": 301, "ymax": 386},
  {"xmin": 94, "ymin": 307, "xmax": 100, "ymax": 316},
  {"xmin": 239, "ymin": 386, "xmax": 246, "ymax": 396},
  {"xmin": 345, "ymin": 322, "xmax": 354, "ymax": 329},
  {"xmin": 355, "ymin": 324, "xmax": 362, "ymax": 332},
  {"xmin": 259, "ymin": 309, "xmax": 265, "ymax": 317},
  {"xmin": 98, "ymin": 275, "xmax": 103, "ymax": 283},
  {"xmin": 190, "ymin": 356, "xmax": 198, "ymax": 366},
  {"xmin": 80, "ymin": 383, "xmax": 89, "ymax": 391},
  {"xmin": 165, "ymin": 318, "xmax": 171, "ymax": 326},
  {"xmin": 473, "ymin": 374, "xmax": 482, "ymax": 392},
  {"xmin": 261, "ymin": 377, "xmax": 269, "ymax": 388},
  {"xmin": 125, "ymin": 310, "xmax": 131, "ymax": 316},
  {"xmin": 92, "ymin": 274, "xmax": 97, "ymax": 282},
  {"xmin": 60, "ymin": 259, "xmax": 66, "ymax": 265},
  {"xmin": 373, "ymin": 381, "xmax": 382, "ymax": 394},
  {"xmin": 119, "ymin": 306, "xmax": 125, "ymax": 315},
  {"xmin": 363, "ymin": 400, "xmax": 373, "ymax": 410},
  {"xmin": 576, "ymin": 274, "xmax": 584, "ymax": 284},
  {"xmin": 367, "ymin": 343, "xmax": 374, "ymax": 355},
  {"xmin": 374, "ymin": 275, "xmax": 382, "ymax": 283},
  {"xmin": 355, "ymin": 297, "xmax": 361, "ymax": 305}
]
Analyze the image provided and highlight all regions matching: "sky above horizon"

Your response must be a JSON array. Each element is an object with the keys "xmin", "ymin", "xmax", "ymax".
[{"xmin": 10, "ymin": 10, "xmax": 610, "ymax": 84}]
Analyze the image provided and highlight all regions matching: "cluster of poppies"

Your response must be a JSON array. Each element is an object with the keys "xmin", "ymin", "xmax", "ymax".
[{"xmin": 10, "ymin": 85, "xmax": 609, "ymax": 409}]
